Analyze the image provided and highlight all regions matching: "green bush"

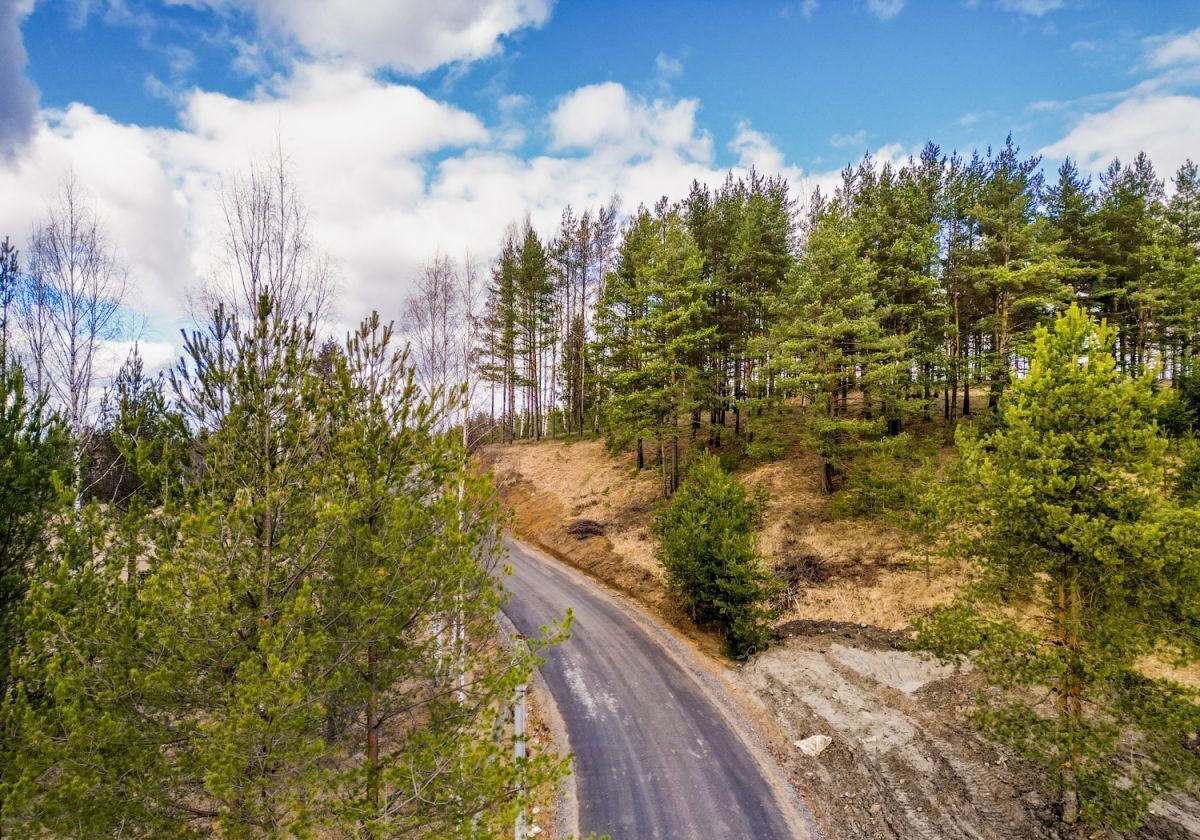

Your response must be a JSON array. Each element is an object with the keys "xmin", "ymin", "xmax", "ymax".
[
  {"xmin": 830, "ymin": 433, "xmax": 922, "ymax": 517},
  {"xmin": 1180, "ymin": 371, "xmax": 1200, "ymax": 426},
  {"xmin": 1156, "ymin": 372, "xmax": 1200, "ymax": 436},
  {"xmin": 652, "ymin": 453, "xmax": 779, "ymax": 658},
  {"xmin": 1157, "ymin": 388, "xmax": 1194, "ymax": 437},
  {"xmin": 744, "ymin": 408, "xmax": 787, "ymax": 463},
  {"xmin": 1178, "ymin": 440, "xmax": 1200, "ymax": 504}
]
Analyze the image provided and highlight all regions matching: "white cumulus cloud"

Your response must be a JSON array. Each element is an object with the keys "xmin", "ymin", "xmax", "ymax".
[
  {"xmin": 829, "ymin": 129, "xmax": 867, "ymax": 149},
  {"xmin": 731, "ymin": 123, "xmax": 804, "ymax": 185},
  {"xmin": 0, "ymin": 71, "xmax": 809, "ymax": 344},
  {"xmin": 1039, "ymin": 94, "xmax": 1200, "ymax": 178},
  {"xmin": 163, "ymin": 0, "xmax": 553, "ymax": 73},
  {"xmin": 1039, "ymin": 25, "xmax": 1200, "ymax": 180},
  {"xmin": 1147, "ymin": 28, "xmax": 1200, "ymax": 69},
  {"xmin": 995, "ymin": 0, "xmax": 1064, "ymax": 15},
  {"xmin": 547, "ymin": 82, "xmax": 714, "ymax": 163}
]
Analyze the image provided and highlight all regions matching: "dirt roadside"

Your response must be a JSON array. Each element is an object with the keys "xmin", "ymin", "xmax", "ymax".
[{"xmin": 482, "ymin": 439, "xmax": 1200, "ymax": 840}]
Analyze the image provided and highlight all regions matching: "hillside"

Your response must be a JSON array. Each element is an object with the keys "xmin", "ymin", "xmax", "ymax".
[
  {"xmin": 484, "ymin": 430, "xmax": 961, "ymax": 633},
  {"xmin": 483, "ymin": 436, "xmax": 1200, "ymax": 840}
]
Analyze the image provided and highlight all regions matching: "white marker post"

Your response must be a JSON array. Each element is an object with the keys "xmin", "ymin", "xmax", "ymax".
[{"xmin": 514, "ymin": 680, "xmax": 527, "ymax": 840}]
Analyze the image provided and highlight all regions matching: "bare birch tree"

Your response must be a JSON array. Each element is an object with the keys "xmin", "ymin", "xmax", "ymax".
[
  {"xmin": 20, "ymin": 174, "xmax": 128, "ymax": 482},
  {"xmin": 400, "ymin": 252, "xmax": 485, "ymax": 445},
  {"xmin": 177, "ymin": 148, "xmax": 333, "ymax": 433},
  {"xmin": 199, "ymin": 148, "xmax": 333, "ymax": 326},
  {"xmin": 401, "ymin": 251, "xmax": 489, "ymax": 699}
]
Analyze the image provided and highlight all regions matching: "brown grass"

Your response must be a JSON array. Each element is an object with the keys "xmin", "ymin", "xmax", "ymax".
[{"xmin": 481, "ymin": 432, "xmax": 966, "ymax": 638}]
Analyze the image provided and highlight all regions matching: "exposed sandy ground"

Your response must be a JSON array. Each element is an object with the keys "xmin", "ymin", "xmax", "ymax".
[
  {"xmin": 483, "ymin": 438, "xmax": 727, "ymax": 658},
  {"xmin": 485, "ymin": 437, "xmax": 662, "ymax": 578},
  {"xmin": 482, "ymin": 436, "xmax": 1200, "ymax": 839},
  {"xmin": 743, "ymin": 451, "xmax": 971, "ymax": 630},
  {"xmin": 484, "ymin": 436, "xmax": 965, "ymax": 631}
]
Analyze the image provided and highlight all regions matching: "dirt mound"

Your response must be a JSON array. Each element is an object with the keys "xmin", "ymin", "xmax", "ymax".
[{"xmin": 565, "ymin": 519, "xmax": 606, "ymax": 539}]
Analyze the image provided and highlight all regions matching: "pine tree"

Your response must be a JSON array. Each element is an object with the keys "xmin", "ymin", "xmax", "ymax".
[
  {"xmin": 82, "ymin": 348, "xmax": 188, "ymax": 508},
  {"xmin": 851, "ymin": 147, "xmax": 945, "ymax": 432},
  {"xmin": 1168, "ymin": 160, "xmax": 1200, "ymax": 255},
  {"xmin": 939, "ymin": 151, "xmax": 987, "ymax": 422},
  {"xmin": 652, "ymin": 453, "xmax": 777, "ymax": 659},
  {"xmin": 1043, "ymin": 158, "xmax": 1104, "ymax": 308},
  {"xmin": 0, "ymin": 353, "xmax": 68, "ymax": 717},
  {"xmin": 597, "ymin": 203, "xmax": 712, "ymax": 492},
  {"xmin": 969, "ymin": 135, "xmax": 1068, "ymax": 406},
  {"xmin": 918, "ymin": 305, "xmax": 1200, "ymax": 830},
  {"xmin": 728, "ymin": 172, "xmax": 795, "ymax": 429},
  {"xmin": 1165, "ymin": 161, "xmax": 1200, "ymax": 377},
  {"xmin": 482, "ymin": 232, "xmax": 519, "ymax": 442},
  {"xmin": 0, "ymin": 237, "xmax": 18, "ymax": 355},
  {"xmin": 596, "ymin": 208, "xmax": 658, "ymax": 467},
  {"xmin": 514, "ymin": 223, "xmax": 554, "ymax": 440},
  {"xmin": 1097, "ymin": 153, "xmax": 1169, "ymax": 373},
  {"xmin": 2, "ymin": 297, "xmax": 565, "ymax": 836},
  {"xmin": 766, "ymin": 199, "xmax": 882, "ymax": 493},
  {"xmin": 319, "ymin": 315, "xmax": 566, "ymax": 835}
]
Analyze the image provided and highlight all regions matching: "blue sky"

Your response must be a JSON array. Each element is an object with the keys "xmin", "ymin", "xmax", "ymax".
[
  {"xmin": 16, "ymin": 0, "xmax": 1200, "ymax": 169},
  {"xmin": 2, "ymin": 0, "xmax": 1200, "ymax": 359}
]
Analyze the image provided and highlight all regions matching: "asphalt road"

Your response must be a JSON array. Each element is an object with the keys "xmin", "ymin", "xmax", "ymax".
[{"xmin": 501, "ymin": 538, "xmax": 815, "ymax": 840}]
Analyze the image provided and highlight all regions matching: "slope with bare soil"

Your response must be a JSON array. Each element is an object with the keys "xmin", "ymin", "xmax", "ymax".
[
  {"xmin": 483, "ymin": 439, "xmax": 724, "ymax": 652},
  {"xmin": 743, "ymin": 452, "xmax": 970, "ymax": 630},
  {"xmin": 484, "ymin": 435, "xmax": 961, "ymax": 632}
]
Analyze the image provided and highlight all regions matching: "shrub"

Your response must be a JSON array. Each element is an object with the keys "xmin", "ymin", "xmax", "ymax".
[
  {"xmin": 1179, "ymin": 371, "xmax": 1200, "ymax": 428},
  {"xmin": 744, "ymin": 408, "xmax": 787, "ymax": 463},
  {"xmin": 652, "ymin": 453, "xmax": 779, "ymax": 658},
  {"xmin": 829, "ymin": 433, "xmax": 930, "ymax": 517},
  {"xmin": 1177, "ymin": 440, "xmax": 1200, "ymax": 504},
  {"xmin": 915, "ymin": 307, "xmax": 1200, "ymax": 830}
]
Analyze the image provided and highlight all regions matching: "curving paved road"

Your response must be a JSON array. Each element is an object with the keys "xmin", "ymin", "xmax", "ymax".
[{"xmin": 501, "ymin": 538, "xmax": 815, "ymax": 840}]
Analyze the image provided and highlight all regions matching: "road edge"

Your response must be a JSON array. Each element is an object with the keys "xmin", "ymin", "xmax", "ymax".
[{"xmin": 496, "ymin": 601, "xmax": 581, "ymax": 839}]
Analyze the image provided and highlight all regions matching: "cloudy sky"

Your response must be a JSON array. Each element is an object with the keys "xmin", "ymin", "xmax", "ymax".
[{"xmin": 2, "ymin": 0, "xmax": 1199, "ymax": 364}]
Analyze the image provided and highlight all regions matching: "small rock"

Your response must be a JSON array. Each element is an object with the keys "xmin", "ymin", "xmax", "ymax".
[{"xmin": 794, "ymin": 734, "xmax": 832, "ymax": 758}]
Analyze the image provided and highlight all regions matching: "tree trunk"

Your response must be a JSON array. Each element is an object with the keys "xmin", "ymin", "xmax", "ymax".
[
  {"xmin": 671, "ymin": 435, "xmax": 679, "ymax": 495},
  {"xmin": 819, "ymin": 458, "xmax": 835, "ymax": 496},
  {"xmin": 962, "ymin": 348, "xmax": 971, "ymax": 417},
  {"xmin": 1057, "ymin": 577, "xmax": 1081, "ymax": 826},
  {"xmin": 365, "ymin": 641, "xmax": 381, "ymax": 831},
  {"xmin": 660, "ymin": 442, "xmax": 668, "ymax": 498}
]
